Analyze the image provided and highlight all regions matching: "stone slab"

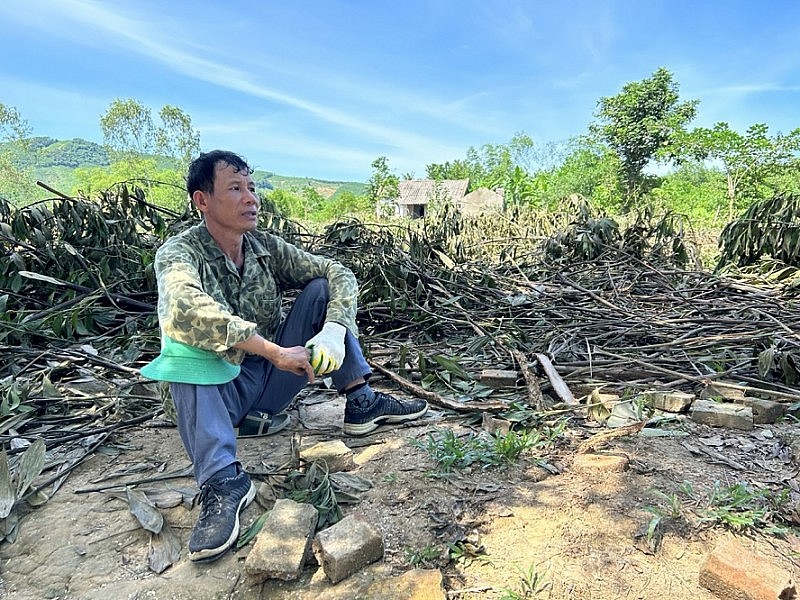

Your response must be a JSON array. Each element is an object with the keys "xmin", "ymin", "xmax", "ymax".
[
  {"xmin": 245, "ymin": 498, "xmax": 319, "ymax": 582},
  {"xmin": 313, "ymin": 514, "xmax": 384, "ymax": 584}
]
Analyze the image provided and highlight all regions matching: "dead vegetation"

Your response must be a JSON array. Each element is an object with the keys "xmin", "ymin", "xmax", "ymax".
[{"xmin": 2, "ymin": 186, "xmax": 800, "ymax": 589}]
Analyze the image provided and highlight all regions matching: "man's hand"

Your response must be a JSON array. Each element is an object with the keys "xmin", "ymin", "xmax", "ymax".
[
  {"xmin": 234, "ymin": 335, "xmax": 315, "ymax": 382},
  {"xmin": 305, "ymin": 322, "xmax": 346, "ymax": 375},
  {"xmin": 272, "ymin": 345, "xmax": 316, "ymax": 382}
]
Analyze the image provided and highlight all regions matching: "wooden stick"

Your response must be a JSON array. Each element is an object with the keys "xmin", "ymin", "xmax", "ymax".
[
  {"xmin": 367, "ymin": 360, "xmax": 508, "ymax": 412},
  {"xmin": 509, "ymin": 348, "xmax": 543, "ymax": 410},
  {"xmin": 534, "ymin": 353, "xmax": 577, "ymax": 405}
]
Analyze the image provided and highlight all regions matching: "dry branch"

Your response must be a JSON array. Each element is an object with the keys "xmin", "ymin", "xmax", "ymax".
[{"xmin": 367, "ymin": 360, "xmax": 508, "ymax": 412}]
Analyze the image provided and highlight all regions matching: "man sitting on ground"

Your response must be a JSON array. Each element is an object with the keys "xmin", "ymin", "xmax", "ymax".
[{"xmin": 141, "ymin": 150, "xmax": 427, "ymax": 562}]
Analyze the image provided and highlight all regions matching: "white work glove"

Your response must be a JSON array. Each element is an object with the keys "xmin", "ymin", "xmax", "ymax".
[{"xmin": 305, "ymin": 322, "xmax": 346, "ymax": 375}]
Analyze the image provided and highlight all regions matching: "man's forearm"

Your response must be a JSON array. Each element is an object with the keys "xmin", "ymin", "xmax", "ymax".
[{"xmin": 233, "ymin": 334, "xmax": 280, "ymax": 361}]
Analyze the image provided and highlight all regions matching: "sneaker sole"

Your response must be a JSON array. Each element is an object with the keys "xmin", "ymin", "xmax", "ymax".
[
  {"xmin": 342, "ymin": 404, "xmax": 428, "ymax": 436},
  {"xmin": 188, "ymin": 481, "xmax": 256, "ymax": 562}
]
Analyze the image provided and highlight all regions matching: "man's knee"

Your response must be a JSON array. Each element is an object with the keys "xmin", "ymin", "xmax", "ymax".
[{"xmin": 304, "ymin": 277, "xmax": 329, "ymax": 298}]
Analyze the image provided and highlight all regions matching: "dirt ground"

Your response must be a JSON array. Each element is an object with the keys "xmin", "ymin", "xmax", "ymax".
[{"xmin": 1, "ymin": 383, "xmax": 799, "ymax": 600}]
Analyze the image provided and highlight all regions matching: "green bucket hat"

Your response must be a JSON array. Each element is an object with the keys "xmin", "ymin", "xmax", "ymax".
[{"xmin": 140, "ymin": 337, "xmax": 240, "ymax": 385}]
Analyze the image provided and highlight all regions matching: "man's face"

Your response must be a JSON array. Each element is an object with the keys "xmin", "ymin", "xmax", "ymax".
[{"xmin": 195, "ymin": 162, "xmax": 259, "ymax": 235}]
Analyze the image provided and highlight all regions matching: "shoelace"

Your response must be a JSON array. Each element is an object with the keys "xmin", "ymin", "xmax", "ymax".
[{"xmin": 197, "ymin": 480, "xmax": 226, "ymax": 519}]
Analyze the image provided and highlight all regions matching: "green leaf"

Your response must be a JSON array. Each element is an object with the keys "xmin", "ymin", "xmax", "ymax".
[
  {"xmin": 237, "ymin": 510, "xmax": 270, "ymax": 549},
  {"xmin": 15, "ymin": 438, "xmax": 46, "ymax": 498},
  {"xmin": 126, "ymin": 487, "xmax": 164, "ymax": 534},
  {"xmin": 757, "ymin": 347, "xmax": 775, "ymax": 378},
  {"xmin": 0, "ymin": 451, "xmax": 15, "ymax": 519},
  {"xmin": 431, "ymin": 354, "xmax": 471, "ymax": 381}
]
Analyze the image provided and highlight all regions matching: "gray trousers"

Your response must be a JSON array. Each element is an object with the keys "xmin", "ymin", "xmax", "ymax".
[{"xmin": 170, "ymin": 278, "xmax": 370, "ymax": 485}]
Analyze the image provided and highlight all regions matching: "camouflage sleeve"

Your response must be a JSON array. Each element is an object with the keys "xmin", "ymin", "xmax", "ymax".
[
  {"xmin": 154, "ymin": 238, "xmax": 256, "ymax": 354},
  {"xmin": 267, "ymin": 234, "xmax": 360, "ymax": 337}
]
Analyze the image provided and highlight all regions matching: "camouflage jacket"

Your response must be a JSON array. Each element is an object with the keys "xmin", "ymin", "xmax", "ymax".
[{"xmin": 153, "ymin": 223, "xmax": 359, "ymax": 365}]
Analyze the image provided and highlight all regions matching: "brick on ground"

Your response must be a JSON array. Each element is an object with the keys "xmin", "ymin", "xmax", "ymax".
[
  {"xmin": 245, "ymin": 498, "xmax": 319, "ymax": 582},
  {"xmin": 312, "ymin": 514, "xmax": 384, "ymax": 584},
  {"xmin": 691, "ymin": 399, "xmax": 754, "ymax": 430},
  {"xmin": 479, "ymin": 369, "xmax": 518, "ymax": 389},
  {"xmin": 699, "ymin": 537, "xmax": 796, "ymax": 600},
  {"xmin": 700, "ymin": 381, "xmax": 747, "ymax": 402},
  {"xmin": 299, "ymin": 440, "xmax": 357, "ymax": 472},
  {"xmin": 639, "ymin": 390, "xmax": 694, "ymax": 413},
  {"xmin": 734, "ymin": 396, "xmax": 786, "ymax": 424}
]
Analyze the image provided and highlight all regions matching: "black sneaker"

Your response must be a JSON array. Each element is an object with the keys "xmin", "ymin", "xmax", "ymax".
[
  {"xmin": 236, "ymin": 411, "xmax": 291, "ymax": 438},
  {"xmin": 343, "ymin": 391, "xmax": 428, "ymax": 436},
  {"xmin": 188, "ymin": 470, "xmax": 255, "ymax": 562}
]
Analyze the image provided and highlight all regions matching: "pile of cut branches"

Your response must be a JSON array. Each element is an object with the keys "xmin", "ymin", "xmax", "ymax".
[{"xmin": 2, "ymin": 186, "xmax": 800, "ymax": 542}]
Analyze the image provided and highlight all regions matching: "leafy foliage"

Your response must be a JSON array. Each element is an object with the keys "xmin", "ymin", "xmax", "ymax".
[
  {"xmin": 650, "ymin": 161, "xmax": 726, "ymax": 225},
  {"xmin": 0, "ymin": 187, "xmax": 171, "ymax": 348},
  {"xmin": 679, "ymin": 122, "xmax": 800, "ymax": 220},
  {"xmin": 592, "ymin": 67, "xmax": 698, "ymax": 204},
  {"xmin": 717, "ymin": 192, "xmax": 800, "ymax": 268},
  {"xmin": 531, "ymin": 137, "xmax": 624, "ymax": 211},
  {"xmin": 543, "ymin": 195, "xmax": 696, "ymax": 268}
]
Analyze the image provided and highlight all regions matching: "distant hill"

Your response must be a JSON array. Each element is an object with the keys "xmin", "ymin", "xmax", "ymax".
[{"xmin": 2, "ymin": 137, "xmax": 366, "ymax": 199}]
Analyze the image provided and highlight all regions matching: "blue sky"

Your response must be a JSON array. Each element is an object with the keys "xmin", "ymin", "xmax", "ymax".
[{"xmin": 1, "ymin": 1, "xmax": 798, "ymax": 182}]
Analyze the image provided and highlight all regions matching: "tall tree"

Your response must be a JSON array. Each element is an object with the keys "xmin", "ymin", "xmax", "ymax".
[
  {"xmin": 85, "ymin": 98, "xmax": 201, "ymax": 207},
  {"xmin": 100, "ymin": 98, "xmax": 200, "ymax": 169},
  {"xmin": 426, "ymin": 132, "xmax": 539, "ymax": 206},
  {"xmin": 155, "ymin": 105, "xmax": 202, "ymax": 168},
  {"xmin": 367, "ymin": 156, "xmax": 399, "ymax": 216},
  {"xmin": 680, "ymin": 122, "xmax": 800, "ymax": 220},
  {"xmin": 592, "ymin": 67, "xmax": 698, "ymax": 205},
  {"xmin": 0, "ymin": 103, "xmax": 36, "ymax": 204},
  {"xmin": 426, "ymin": 159, "xmax": 472, "ymax": 182}
]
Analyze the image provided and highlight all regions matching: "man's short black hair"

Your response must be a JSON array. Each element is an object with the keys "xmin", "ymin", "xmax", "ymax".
[{"xmin": 187, "ymin": 150, "xmax": 253, "ymax": 196}]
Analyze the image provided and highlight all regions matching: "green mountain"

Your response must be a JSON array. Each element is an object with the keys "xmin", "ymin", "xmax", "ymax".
[{"xmin": 3, "ymin": 137, "xmax": 365, "ymax": 199}]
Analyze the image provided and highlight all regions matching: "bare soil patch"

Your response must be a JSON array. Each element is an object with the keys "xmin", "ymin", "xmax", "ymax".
[{"xmin": 1, "ymin": 385, "xmax": 799, "ymax": 600}]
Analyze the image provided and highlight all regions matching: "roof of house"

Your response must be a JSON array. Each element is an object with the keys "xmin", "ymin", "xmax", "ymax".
[{"xmin": 397, "ymin": 179, "xmax": 469, "ymax": 205}]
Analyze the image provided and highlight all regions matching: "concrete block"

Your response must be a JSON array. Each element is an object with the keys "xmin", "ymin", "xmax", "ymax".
[
  {"xmin": 700, "ymin": 537, "xmax": 796, "ymax": 600},
  {"xmin": 482, "ymin": 412, "xmax": 511, "ymax": 435},
  {"xmin": 700, "ymin": 381, "xmax": 747, "ymax": 402},
  {"xmin": 300, "ymin": 440, "xmax": 356, "ymax": 472},
  {"xmin": 734, "ymin": 397, "xmax": 786, "ymax": 424},
  {"xmin": 312, "ymin": 514, "xmax": 384, "ymax": 583},
  {"xmin": 639, "ymin": 390, "xmax": 694, "ymax": 413},
  {"xmin": 245, "ymin": 498, "xmax": 319, "ymax": 582},
  {"xmin": 479, "ymin": 369, "xmax": 518, "ymax": 389},
  {"xmin": 691, "ymin": 399, "xmax": 753, "ymax": 431}
]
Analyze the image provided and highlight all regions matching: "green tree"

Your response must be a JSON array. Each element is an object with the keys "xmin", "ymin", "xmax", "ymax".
[
  {"xmin": 266, "ymin": 188, "xmax": 306, "ymax": 219},
  {"xmin": 81, "ymin": 98, "xmax": 202, "ymax": 207},
  {"xmin": 314, "ymin": 190, "xmax": 372, "ymax": 222},
  {"xmin": 0, "ymin": 103, "xmax": 37, "ymax": 204},
  {"xmin": 426, "ymin": 159, "xmax": 472, "ymax": 181},
  {"xmin": 100, "ymin": 98, "xmax": 200, "ymax": 167},
  {"xmin": 680, "ymin": 122, "xmax": 800, "ymax": 220},
  {"xmin": 533, "ymin": 138, "xmax": 623, "ymax": 210},
  {"xmin": 650, "ymin": 161, "xmax": 726, "ymax": 225},
  {"xmin": 155, "ymin": 105, "xmax": 201, "ymax": 168},
  {"xmin": 592, "ymin": 67, "xmax": 698, "ymax": 205},
  {"xmin": 367, "ymin": 156, "xmax": 399, "ymax": 217},
  {"xmin": 467, "ymin": 132, "xmax": 536, "ymax": 190},
  {"xmin": 73, "ymin": 159, "xmax": 188, "ymax": 212}
]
